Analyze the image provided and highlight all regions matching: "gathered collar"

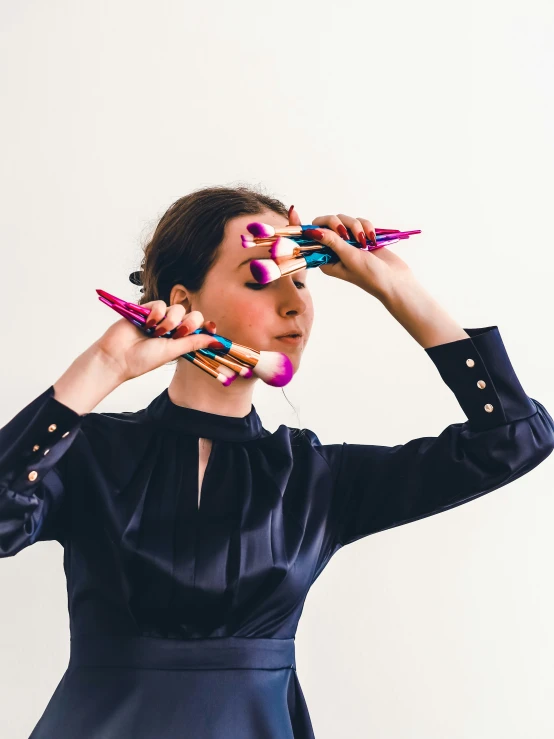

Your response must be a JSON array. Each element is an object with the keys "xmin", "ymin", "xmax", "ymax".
[{"xmin": 144, "ymin": 388, "xmax": 264, "ymax": 442}]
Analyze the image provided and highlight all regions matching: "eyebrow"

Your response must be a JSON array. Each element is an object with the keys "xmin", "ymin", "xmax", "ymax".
[{"xmin": 236, "ymin": 256, "xmax": 259, "ymax": 270}]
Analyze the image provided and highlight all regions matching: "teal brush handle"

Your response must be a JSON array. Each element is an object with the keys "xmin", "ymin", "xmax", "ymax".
[{"xmin": 303, "ymin": 248, "xmax": 339, "ymax": 268}]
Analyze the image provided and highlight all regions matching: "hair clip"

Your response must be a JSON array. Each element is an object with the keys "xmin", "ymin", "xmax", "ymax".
[{"xmin": 129, "ymin": 271, "xmax": 144, "ymax": 292}]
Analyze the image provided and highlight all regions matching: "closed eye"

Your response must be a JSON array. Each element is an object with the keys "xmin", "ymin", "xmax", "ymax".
[{"xmin": 246, "ymin": 281, "xmax": 306, "ymax": 290}]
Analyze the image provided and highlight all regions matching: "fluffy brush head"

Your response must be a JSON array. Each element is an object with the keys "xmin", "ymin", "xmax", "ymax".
[
  {"xmin": 241, "ymin": 235, "xmax": 256, "ymax": 248},
  {"xmin": 216, "ymin": 365, "xmax": 237, "ymax": 381},
  {"xmin": 246, "ymin": 222, "xmax": 276, "ymax": 238},
  {"xmin": 269, "ymin": 236, "xmax": 296, "ymax": 259},
  {"xmin": 253, "ymin": 351, "xmax": 294, "ymax": 387},
  {"xmin": 249, "ymin": 259, "xmax": 281, "ymax": 285}
]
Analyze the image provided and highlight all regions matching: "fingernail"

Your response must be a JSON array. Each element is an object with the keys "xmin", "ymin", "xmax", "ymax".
[
  {"xmin": 288, "ymin": 205, "xmax": 295, "ymax": 219},
  {"xmin": 337, "ymin": 224, "xmax": 349, "ymax": 240},
  {"xmin": 208, "ymin": 339, "xmax": 225, "ymax": 350},
  {"xmin": 357, "ymin": 231, "xmax": 367, "ymax": 247},
  {"xmin": 174, "ymin": 324, "xmax": 190, "ymax": 337},
  {"xmin": 206, "ymin": 321, "xmax": 217, "ymax": 333},
  {"xmin": 304, "ymin": 229, "xmax": 324, "ymax": 240},
  {"xmin": 145, "ymin": 318, "xmax": 156, "ymax": 329},
  {"xmin": 153, "ymin": 326, "xmax": 167, "ymax": 337}
]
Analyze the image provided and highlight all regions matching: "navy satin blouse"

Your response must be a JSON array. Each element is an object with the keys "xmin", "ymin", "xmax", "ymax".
[{"xmin": 1, "ymin": 325, "xmax": 553, "ymax": 738}]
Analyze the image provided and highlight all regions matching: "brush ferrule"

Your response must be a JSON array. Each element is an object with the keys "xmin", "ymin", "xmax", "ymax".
[{"xmin": 278, "ymin": 257, "xmax": 308, "ymax": 276}]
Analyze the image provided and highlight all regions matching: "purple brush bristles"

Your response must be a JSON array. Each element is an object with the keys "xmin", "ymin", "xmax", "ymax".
[
  {"xmin": 249, "ymin": 259, "xmax": 282, "ymax": 285},
  {"xmin": 246, "ymin": 222, "xmax": 276, "ymax": 238},
  {"xmin": 255, "ymin": 352, "xmax": 294, "ymax": 387}
]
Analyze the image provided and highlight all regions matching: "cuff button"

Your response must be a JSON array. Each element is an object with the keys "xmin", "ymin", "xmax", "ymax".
[
  {"xmin": 48, "ymin": 424, "xmax": 57, "ymax": 433},
  {"xmin": 477, "ymin": 380, "xmax": 486, "ymax": 389},
  {"xmin": 466, "ymin": 358, "xmax": 475, "ymax": 367},
  {"xmin": 484, "ymin": 404, "xmax": 494, "ymax": 413},
  {"xmin": 62, "ymin": 431, "xmax": 70, "ymax": 438},
  {"xmin": 43, "ymin": 449, "xmax": 50, "ymax": 456},
  {"xmin": 32, "ymin": 445, "xmax": 40, "ymax": 452},
  {"xmin": 28, "ymin": 471, "xmax": 38, "ymax": 482}
]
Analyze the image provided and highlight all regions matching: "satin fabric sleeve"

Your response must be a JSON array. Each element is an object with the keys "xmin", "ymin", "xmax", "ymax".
[
  {"xmin": 0, "ymin": 385, "xmax": 86, "ymax": 556},
  {"xmin": 314, "ymin": 326, "xmax": 554, "ymax": 551}
]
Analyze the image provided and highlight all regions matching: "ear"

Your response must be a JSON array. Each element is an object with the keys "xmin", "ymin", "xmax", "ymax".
[{"xmin": 170, "ymin": 283, "xmax": 192, "ymax": 311}]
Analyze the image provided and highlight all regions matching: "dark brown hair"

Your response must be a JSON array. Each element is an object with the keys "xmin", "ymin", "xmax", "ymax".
[
  {"xmin": 133, "ymin": 184, "xmax": 288, "ymax": 306},
  {"xmin": 130, "ymin": 184, "xmax": 302, "ymax": 428}
]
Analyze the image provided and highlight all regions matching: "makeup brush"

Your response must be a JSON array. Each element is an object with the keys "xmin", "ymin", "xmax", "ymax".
[
  {"xmin": 183, "ymin": 331, "xmax": 293, "ymax": 387},
  {"xmin": 241, "ymin": 227, "xmax": 404, "ymax": 249},
  {"xmin": 246, "ymin": 223, "xmax": 411, "ymax": 240},
  {"xmin": 192, "ymin": 352, "xmax": 239, "ymax": 383},
  {"xmin": 197, "ymin": 348, "xmax": 254, "ymax": 378},
  {"xmin": 264, "ymin": 234, "xmax": 405, "ymax": 261},
  {"xmin": 248, "ymin": 252, "xmax": 335, "ymax": 285},
  {"xmin": 181, "ymin": 352, "xmax": 238, "ymax": 386},
  {"xmin": 96, "ymin": 289, "xmax": 293, "ymax": 387}
]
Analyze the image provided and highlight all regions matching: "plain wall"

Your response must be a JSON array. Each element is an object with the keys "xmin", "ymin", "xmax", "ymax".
[{"xmin": 1, "ymin": 0, "xmax": 553, "ymax": 736}]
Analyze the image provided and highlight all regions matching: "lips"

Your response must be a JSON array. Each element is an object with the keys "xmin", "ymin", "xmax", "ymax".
[{"xmin": 276, "ymin": 332, "xmax": 303, "ymax": 338}]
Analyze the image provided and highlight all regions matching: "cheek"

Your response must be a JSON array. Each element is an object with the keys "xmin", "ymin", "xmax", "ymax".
[{"xmin": 200, "ymin": 289, "xmax": 269, "ymax": 338}]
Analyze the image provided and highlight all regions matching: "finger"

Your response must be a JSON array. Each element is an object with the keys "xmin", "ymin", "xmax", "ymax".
[
  {"xmin": 203, "ymin": 320, "xmax": 217, "ymax": 334},
  {"xmin": 357, "ymin": 217, "xmax": 377, "ymax": 246},
  {"xmin": 165, "ymin": 330, "xmax": 224, "ymax": 361},
  {"xmin": 150, "ymin": 304, "xmax": 187, "ymax": 337},
  {"xmin": 303, "ymin": 223, "xmax": 356, "ymax": 259},
  {"xmin": 336, "ymin": 214, "xmax": 369, "ymax": 246},
  {"xmin": 311, "ymin": 214, "xmax": 353, "ymax": 243},
  {"xmin": 142, "ymin": 300, "xmax": 168, "ymax": 329},
  {"xmin": 287, "ymin": 204, "xmax": 302, "ymax": 226},
  {"xmin": 175, "ymin": 318, "xmax": 216, "ymax": 338},
  {"xmin": 171, "ymin": 310, "xmax": 205, "ymax": 338}
]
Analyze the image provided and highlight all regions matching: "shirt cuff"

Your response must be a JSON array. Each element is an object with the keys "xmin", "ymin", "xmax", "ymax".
[
  {"xmin": 0, "ymin": 385, "xmax": 86, "ymax": 493},
  {"xmin": 424, "ymin": 326, "xmax": 537, "ymax": 431}
]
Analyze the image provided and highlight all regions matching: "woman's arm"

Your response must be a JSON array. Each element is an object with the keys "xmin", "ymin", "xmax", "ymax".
[
  {"xmin": 0, "ymin": 346, "xmax": 124, "ymax": 556},
  {"xmin": 314, "ymin": 323, "xmax": 554, "ymax": 554},
  {"xmin": 378, "ymin": 271, "xmax": 470, "ymax": 348}
]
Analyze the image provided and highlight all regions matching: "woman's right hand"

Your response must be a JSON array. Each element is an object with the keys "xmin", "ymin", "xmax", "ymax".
[{"xmin": 93, "ymin": 300, "xmax": 220, "ymax": 383}]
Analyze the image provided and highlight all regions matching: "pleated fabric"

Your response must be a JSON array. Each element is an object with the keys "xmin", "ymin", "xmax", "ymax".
[{"xmin": 0, "ymin": 325, "xmax": 552, "ymax": 738}]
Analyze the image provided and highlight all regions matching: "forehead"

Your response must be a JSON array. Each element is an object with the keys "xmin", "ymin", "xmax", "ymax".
[{"xmin": 216, "ymin": 210, "xmax": 290, "ymax": 269}]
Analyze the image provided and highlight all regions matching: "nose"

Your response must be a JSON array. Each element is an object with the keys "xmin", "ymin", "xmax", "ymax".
[{"xmin": 278, "ymin": 275, "xmax": 308, "ymax": 317}]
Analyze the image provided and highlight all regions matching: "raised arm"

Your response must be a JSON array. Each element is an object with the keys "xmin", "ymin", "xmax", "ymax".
[
  {"xmin": 315, "ymin": 325, "xmax": 554, "ymax": 552},
  {"xmin": 0, "ymin": 346, "xmax": 123, "ymax": 556}
]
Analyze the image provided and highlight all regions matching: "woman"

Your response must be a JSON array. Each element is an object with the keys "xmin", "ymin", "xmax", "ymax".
[{"xmin": 1, "ymin": 185, "xmax": 553, "ymax": 738}]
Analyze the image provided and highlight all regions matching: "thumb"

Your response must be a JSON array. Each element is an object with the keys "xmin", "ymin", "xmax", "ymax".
[
  {"xmin": 287, "ymin": 204, "xmax": 302, "ymax": 226},
  {"xmin": 304, "ymin": 226, "xmax": 364, "ymax": 280}
]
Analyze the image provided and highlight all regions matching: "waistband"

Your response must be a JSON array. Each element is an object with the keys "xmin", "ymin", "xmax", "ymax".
[{"xmin": 69, "ymin": 635, "xmax": 296, "ymax": 671}]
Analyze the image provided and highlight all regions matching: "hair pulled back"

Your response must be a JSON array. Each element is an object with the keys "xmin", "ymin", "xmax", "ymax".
[{"xmin": 131, "ymin": 184, "xmax": 288, "ymax": 306}]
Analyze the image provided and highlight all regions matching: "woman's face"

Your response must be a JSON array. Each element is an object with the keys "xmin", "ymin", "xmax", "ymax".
[{"xmin": 177, "ymin": 210, "xmax": 314, "ymax": 375}]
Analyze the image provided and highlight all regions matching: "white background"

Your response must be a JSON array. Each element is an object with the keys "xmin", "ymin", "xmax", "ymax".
[{"xmin": 1, "ymin": 0, "xmax": 553, "ymax": 737}]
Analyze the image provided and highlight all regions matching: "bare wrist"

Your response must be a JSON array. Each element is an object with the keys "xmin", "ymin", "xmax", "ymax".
[{"xmin": 53, "ymin": 345, "xmax": 125, "ymax": 415}]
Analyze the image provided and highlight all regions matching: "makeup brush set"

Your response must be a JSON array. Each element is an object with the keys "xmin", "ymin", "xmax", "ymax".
[
  {"xmin": 101, "ymin": 221, "xmax": 419, "ymax": 388},
  {"xmin": 242, "ymin": 222, "xmax": 421, "ymax": 284}
]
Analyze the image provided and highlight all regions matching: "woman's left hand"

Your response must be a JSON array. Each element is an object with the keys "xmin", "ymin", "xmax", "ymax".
[{"xmin": 287, "ymin": 207, "xmax": 413, "ymax": 301}]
